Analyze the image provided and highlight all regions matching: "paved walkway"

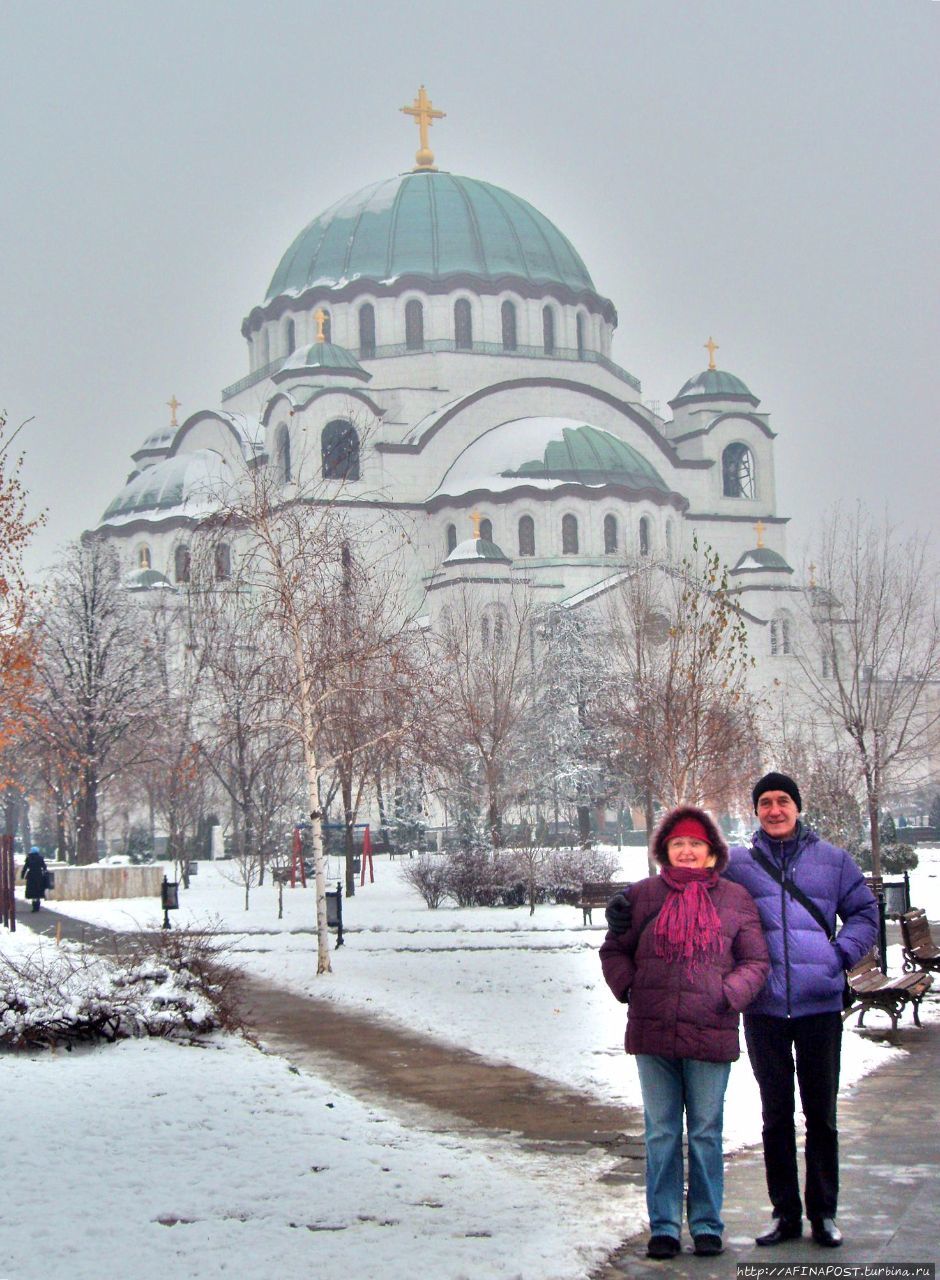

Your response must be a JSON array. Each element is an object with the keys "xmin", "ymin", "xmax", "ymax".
[{"xmin": 12, "ymin": 901, "xmax": 940, "ymax": 1275}]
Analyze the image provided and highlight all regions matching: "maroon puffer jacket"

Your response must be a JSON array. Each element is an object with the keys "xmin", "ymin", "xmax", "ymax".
[{"xmin": 600, "ymin": 875, "xmax": 770, "ymax": 1062}]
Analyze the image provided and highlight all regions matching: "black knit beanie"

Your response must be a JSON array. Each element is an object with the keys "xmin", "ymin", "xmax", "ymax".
[{"xmin": 752, "ymin": 771, "xmax": 802, "ymax": 813}]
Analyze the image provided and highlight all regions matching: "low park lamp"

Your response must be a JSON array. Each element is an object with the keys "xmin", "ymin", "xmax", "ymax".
[{"xmin": 161, "ymin": 875, "xmax": 180, "ymax": 930}]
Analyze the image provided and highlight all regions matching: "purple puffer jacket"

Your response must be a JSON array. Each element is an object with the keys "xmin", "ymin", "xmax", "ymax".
[
  {"xmin": 724, "ymin": 825, "xmax": 878, "ymax": 1018},
  {"xmin": 600, "ymin": 875, "xmax": 770, "ymax": 1063}
]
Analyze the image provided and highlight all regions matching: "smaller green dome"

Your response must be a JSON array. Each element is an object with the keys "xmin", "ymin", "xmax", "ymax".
[
  {"xmin": 101, "ymin": 450, "xmax": 229, "ymax": 523},
  {"xmin": 732, "ymin": 547, "xmax": 792, "ymax": 574},
  {"xmin": 670, "ymin": 368, "xmax": 759, "ymax": 408},
  {"xmin": 445, "ymin": 537, "xmax": 512, "ymax": 566},
  {"xmin": 506, "ymin": 424, "xmax": 669, "ymax": 492},
  {"xmin": 273, "ymin": 341, "xmax": 370, "ymax": 383},
  {"xmin": 124, "ymin": 569, "xmax": 175, "ymax": 592}
]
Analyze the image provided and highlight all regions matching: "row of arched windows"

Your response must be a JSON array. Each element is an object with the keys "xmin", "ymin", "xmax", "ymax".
[
  {"xmin": 134, "ymin": 544, "xmax": 231, "ymax": 584},
  {"xmin": 447, "ymin": 513, "xmax": 659, "ymax": 558},
  {"xmin": 270, "ymin": 300, "xmax": 594, "ymax": 361},
  {"xmin": 274, "ymin": 420, "xmax": 361, "ymax": 484}
]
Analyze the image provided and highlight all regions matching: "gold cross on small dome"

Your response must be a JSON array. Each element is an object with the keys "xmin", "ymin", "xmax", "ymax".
[
  {"xmin": 470, "ymin": 510, "xmax": 482, "ymax": 539},
  {"xmin": 753, "ymin": 519, "xmax": 766, "ymax": 548},
  {"xmin": 167, "ymin": 395, "xmax": 181, "ymax": 427},
  {"xmin": 314, "ymin": 309, "xmax": 327, "ymax": 343},
  {"xmin": 704, "ymin": 337, "xmax": 719, "ymax": 371},
  {"xmin": 401, "ymin": 85, "xmax": 446, "ymax": 171}
]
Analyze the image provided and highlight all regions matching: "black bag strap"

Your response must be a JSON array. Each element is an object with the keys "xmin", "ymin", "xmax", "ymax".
[{"xmin": 750, "ymin": 845, "xmax": 836, "ymax": 941}]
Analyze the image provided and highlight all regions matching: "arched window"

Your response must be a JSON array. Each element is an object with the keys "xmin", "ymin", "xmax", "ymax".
[
  {"xmin": 260, "ymin": 327, "xmax": 270, "ymax": 366},
  {"xmin": 479, "ymin": 517, "xmax": 493, "ymax": 542},
  {"xmin": 604, "ymin": 514, "xmax": 618, "ymax": 554},
  {"xmin": 501, "ymin": 300, "xmax": 517, "ymax": 351},
  {"xmin": 770, "ymin": 614, "xmax": 792, "ymax": 656},
  {"xmin": 446, "ymin": 523, "xmax": 457, "ymax": 554},
  {"xmin": 518, "ymin": 515, "xmax": 535, "ymax": 557},
  {"xmin": 322, "ymin": 420, "xmax": 360, "ymax": 481},
  {"xmin": 405, "ymin": 299, "xmax": 424, "ymax": 351},
  {"xmin": 214, "ymin": 543, "xmax": 231, "ymax": 582},
  {"xmin": 137, "ymin": 545, "xmax": 151, "ymax": 571},
  {"xmin": 275, "ymin": 423, "xmax": 291, "ymax": 483},
  {"xmin": 454, "ymin": 298, "xmax": 473, "ymax": 350},
  {"xmin": 542, "ymin": 305, "xmax": 555, "ymax": 355},
  {"xmin": 822, "ymin": 647, "xmax": 834, "ymax": 679},
  {"xmin": 359, "ymin": 304, "xmax": 376, "ymax": 358},
  {"xmin": 285, "ymin": 318, "xmax": 295, "ymax": 355},
  {"xmin": 722, "ymin": 443, "xmax": 756, "ymax": 499},
  {"xmin": 639, "ymin": 516, "xmax": 651, "ymax": 557},
  {"xmin": 493, "ymin": 607, "xmax": 505, "ymax": 647},
  {"xmin": 665, "ymin": 520, "xmax": 674, "ymax": 560},
  {"xmin": 576, "ymin": 312, "xmax": 586, "ymax": 358},
  {"xmin": 562, "ymin": 513, "xmax": 579, "ymax": 554},
  {"xmin": 481, "ymin": 615, "xmax": 490, "ymax": 648},
  {"xmin": 174, "ymin": 545, "xmax": 191, "ymax": 584}
]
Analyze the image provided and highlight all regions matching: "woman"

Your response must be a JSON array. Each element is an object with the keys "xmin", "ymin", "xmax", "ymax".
[
  {"xmin": 21, "ymin": 846, "xmax": 48, "ymax": 913},
  {"xmin": 600, "ymin": 806, "xmax": 769, "ymax": 1259}
]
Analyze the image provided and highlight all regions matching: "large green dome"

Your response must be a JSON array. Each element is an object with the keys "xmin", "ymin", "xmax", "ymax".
[{"xmin": 266, "ymin": 170, "xmax": 596, "ymax": 301}]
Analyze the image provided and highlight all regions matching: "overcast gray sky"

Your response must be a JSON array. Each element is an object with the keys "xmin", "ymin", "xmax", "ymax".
[{"xmin": 2, "ymin": 0, "xmax": 937, "ymax": 573}]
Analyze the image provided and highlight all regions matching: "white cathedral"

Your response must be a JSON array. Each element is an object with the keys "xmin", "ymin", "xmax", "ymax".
[{"xmin": 96, "ymin": 89, "xmax": 800, "ymax": 676}]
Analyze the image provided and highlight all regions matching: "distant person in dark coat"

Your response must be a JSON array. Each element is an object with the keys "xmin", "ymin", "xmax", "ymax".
[
  {"xmin": 725, "ymin": 772, "xmax": 878, "ymax": 1249},
  {"xmin": 21, "ymin": 846, "xmax": 48, "ymax": 912},
  {"xmin": 600, "ymin": 806, "xmax": 769, "ymax": 1260}
]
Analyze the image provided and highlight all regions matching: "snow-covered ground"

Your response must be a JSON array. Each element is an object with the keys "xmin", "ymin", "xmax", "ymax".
[{"xmin": 4, "ymin": 844, "xmax": 937, "ymax": 1279}]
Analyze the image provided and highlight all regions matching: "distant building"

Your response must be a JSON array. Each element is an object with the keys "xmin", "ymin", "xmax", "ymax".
[{"xmin": 96, "ymin": 92, "xmax": 803, "ymax": 704}]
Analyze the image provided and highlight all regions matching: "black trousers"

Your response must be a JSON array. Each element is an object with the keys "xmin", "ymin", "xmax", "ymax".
[{"xmin": 743, "ymin": 1011, "xmax": 842, "ymax": 1222}]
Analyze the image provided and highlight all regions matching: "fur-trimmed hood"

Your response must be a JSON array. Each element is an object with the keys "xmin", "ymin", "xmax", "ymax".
[{"xmin": 651, "ymin": 805, "xmax": 729, "ymax": 873}]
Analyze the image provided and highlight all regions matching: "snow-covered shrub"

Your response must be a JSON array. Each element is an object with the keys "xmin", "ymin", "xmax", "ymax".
[
  {"xmin": 399, "ymin": 853, "xmax": 450, "ymax": 909},
  {"xmin": 546, "ymin": 845, "xmax": 619, "ymax": 900},
  {"xmin": 0, "ymin": 928, "xmax": 243, "ymax": 1050},
  {"xmin": 445, "ymin": 845, "xmax": 502, "ymax": 907}
]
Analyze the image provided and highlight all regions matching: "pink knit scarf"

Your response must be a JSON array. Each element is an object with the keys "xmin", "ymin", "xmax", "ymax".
[{"xmin": 654, "ymin": 865, "xmax": 723, "ymax": 973}]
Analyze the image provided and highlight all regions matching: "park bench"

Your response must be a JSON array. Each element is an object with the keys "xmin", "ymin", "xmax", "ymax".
[
  {"xmin": 899, "ymin": 908, "xmax": 940, "ymax": 975},
  {"xmin": 844, "ymin": 948, "xmax": 932, "ymax": 1032},
  {"xmin": 578, "ymin": 881, "xmax": 632, "ymax": 926}
]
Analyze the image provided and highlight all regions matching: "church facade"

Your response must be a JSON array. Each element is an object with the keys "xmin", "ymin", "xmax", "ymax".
[{"xmin": 96, "ymin": 90, "xmax": 802, "ymax": 685}]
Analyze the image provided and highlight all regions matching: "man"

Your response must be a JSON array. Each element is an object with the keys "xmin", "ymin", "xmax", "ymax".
[{"xmin": 725, "ymin": 772, "xmax": 878, "ymax": 1249}]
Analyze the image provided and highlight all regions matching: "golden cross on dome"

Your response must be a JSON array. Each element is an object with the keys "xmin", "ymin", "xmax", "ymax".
[
  {"xmin": 704, "ymin": 336, "xmax": 719, "ymax": 371},
  {"xmin": 401, "ymin": 85, "xmax": 445, "ymax": 171},
  {"xmin": 314, "ymin": 309, "xmax": 327, "ymax": 343},
  {"xmin": 470, "ymin": 510, "xmax": 482, "ymax": 539},
  {"xmin": 167, "ymin": 395, "xmax": 181, "ymax": 427},
  {"xmin": 753, "ymin": 519, "xmax": 766, "ymax": 548}
]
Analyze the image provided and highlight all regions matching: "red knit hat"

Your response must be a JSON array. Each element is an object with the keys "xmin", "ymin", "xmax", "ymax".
[{"xmin": 666, "ymin": 816, "xmax": 710, "ymax": 844}]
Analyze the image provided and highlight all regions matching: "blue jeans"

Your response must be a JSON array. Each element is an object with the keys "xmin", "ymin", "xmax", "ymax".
[{"xmin": 635, "ymin": 1055, "xmax": 732, "ymax": 1240}]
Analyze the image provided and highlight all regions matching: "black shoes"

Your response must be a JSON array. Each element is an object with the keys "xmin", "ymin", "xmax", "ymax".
[
  {"xmin": 811, "ymin": 1218, "xmax": 843, "ymax": 1248},
  {"xmin": 646, "ymin": 1235, "xmax": 680, "ymax": 1260},
  {"xmin": 756, "ymin": 1218, "xmax": 803, "ymax": 1246},
  {"xmin": 693, "ymin": 1234, "xmax": 724, "ymax": 1256}
]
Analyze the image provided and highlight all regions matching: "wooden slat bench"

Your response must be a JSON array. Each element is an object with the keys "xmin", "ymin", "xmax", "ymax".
[
  {"xmin": 844, "ymin": 948, "xmax": 932, "ymax": 1032},
  {"xmin": 578, "ymin": 881, "xmax": 632, "ymax": 926},
  {"xmin": 899, "ymin": 908, "xmax": 940, "ymax": 975}
]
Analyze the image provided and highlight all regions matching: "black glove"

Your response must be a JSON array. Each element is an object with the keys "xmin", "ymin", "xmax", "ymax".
[{"xmin": 605, "ymin": 892, "xmax": 632, "ymax": 935}]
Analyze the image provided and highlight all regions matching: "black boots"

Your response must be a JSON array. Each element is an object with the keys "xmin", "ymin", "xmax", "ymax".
[
  {"xmin": 756, "ymin": 1218, "xmax": 803, "ymax": 1246},
  {"xmin": 811, "ymin": 1218, "xmax": 843, "ymax": 1247}
]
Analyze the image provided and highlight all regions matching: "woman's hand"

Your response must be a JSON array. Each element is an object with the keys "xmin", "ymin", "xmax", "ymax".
[{"xmin": 605, "ymin": 892, "xmax": 632, "ymax": 935}]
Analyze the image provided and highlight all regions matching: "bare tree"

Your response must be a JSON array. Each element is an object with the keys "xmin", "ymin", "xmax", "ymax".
[
  {"xmin": 26, "ymin": 540, "xmax": 156, "ymax": 863},
  {"xmin": 796, "ymin": 507, "xmax": 940, "ymax": 876},
  {"xmin": 598, "ymin": 543, "xmax": 764, "ymax": 865},
  {"xmin": 431, "ymin": 584, "xmax": 539, "ymax": 846},
  {"xmin": 199, "ymin": 447, "xmax": 430, "ymax": 973}
]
